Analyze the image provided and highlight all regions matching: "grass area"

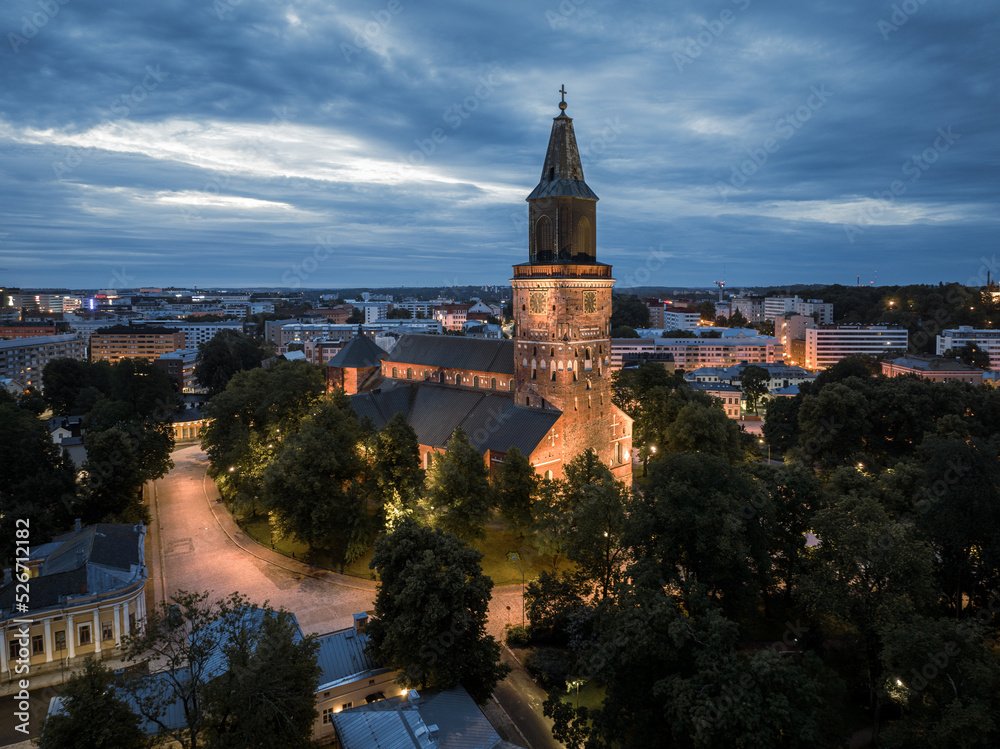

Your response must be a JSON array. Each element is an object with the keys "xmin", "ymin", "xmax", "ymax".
[
  {"xmin": 559, "ymin": 679, "xmax": 605, "ymax": 711},
  {"xmin": 235, "ymin": 512, "xmax": 564, "ymax": 585}
]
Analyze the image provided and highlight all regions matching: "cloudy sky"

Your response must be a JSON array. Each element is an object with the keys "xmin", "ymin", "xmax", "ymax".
[{"xmin": 0, "ymin": 0, "xmax": 996, "ymax": 292}]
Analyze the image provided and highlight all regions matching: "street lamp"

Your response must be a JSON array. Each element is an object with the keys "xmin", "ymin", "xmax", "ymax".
[
  {"xmin": 507, "ymin": 552, "xmax": 524, "ymax": 629},
  {"xmin": 758, "ymin": 439, "xmax": 770, "ymax": 463}
]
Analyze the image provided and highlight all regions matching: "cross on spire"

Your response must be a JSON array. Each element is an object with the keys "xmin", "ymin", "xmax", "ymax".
[
  {"xmin": 559, "ymin": 84, "xmax": 567, "ymax": 102},
  {"xmin": 558, "ymin": 84, "xmax": 568, "ymax": 113}
]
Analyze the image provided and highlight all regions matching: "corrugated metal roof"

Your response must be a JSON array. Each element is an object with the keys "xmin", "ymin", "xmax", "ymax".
[
  {"xmin": 316, "ymin": 628, "xmax": 378, "ymax": 686},
  {"xmin": 333, "ymin": 708, "xmax": 432, "ymax": 749},
  {"xmin": 416, "ymin": 688, "xmax": 503, "ymax": 749},
  {"xmin": 350, "ymin": 383, "xmax": 560, "ymax": 455},
  {"xmin": 385, "ymin": 335, "xmax": 514, "ymax": 375}
]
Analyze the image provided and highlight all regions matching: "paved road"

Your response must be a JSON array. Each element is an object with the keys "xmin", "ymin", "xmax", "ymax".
[
  {"xmin": 150, "ymin": 444, "xmax": 560, "ymax": 748},
  {"xmin": 150, "ymin": 444, "xmax": 375, "ymax": 635}
]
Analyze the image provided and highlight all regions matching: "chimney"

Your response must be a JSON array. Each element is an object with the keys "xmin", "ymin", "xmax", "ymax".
[
  {"xmin": 353, "ymin": 612, "xmax": 369, "ymax": 634},
  {"xmin": 74, "ymin": 518, "xmax": 82, "ymax": 532},
  {"xmin": 427, "ymin": 725, "xmax": 439, "ymax": 741},
  {"xmin": 407, "ymin": 689, "xmax": 420, "ymax": 706},
  {"xmin": 2, "ymin": 569, "xmax": 11, "ymax": 586},
  {"xmin": 76, "ymin": 548, "xmax": 85, "ymax": 567}
]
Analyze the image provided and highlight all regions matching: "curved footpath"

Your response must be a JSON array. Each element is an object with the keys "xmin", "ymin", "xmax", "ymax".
[{"xmin": 150, "ymin": 444, "xmax": 560, "ymax": 749}]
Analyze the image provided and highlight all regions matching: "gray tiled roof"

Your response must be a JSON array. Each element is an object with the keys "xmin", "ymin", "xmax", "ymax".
[
  {"xmin": 385, "ymin": 335, "xmax": 514, "ymax": 376},
  {"xmin": 333, "ymin": 708, "xmax": 432, "ymax": 749},
  {"xmin": 350, "ymin": 383, "xmax": 560, "ymax": 455},
  {"xmin": 328, "ymin": 334, "xmax": 388, "ymax": 369}
]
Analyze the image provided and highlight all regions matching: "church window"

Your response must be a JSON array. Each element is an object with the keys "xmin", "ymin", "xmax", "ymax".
[
  {"xmin": 540, "ymin": 360, "xmax": 546, "ymax": 369},
  {"xmin": 509, "ymin": 380, "xmax": 515, "ymax": 391},
  {"xmin": 535, "ymin": 216, "xmax": 553, "ymax": 258},
  {"xmin": 491, "ymin": 378, "xmax": 497, "ymax": 389},
  {"xmin": 531, "ymin": 367, "xmax": 537, "ymax": 380},
  {"xmin": 438, "ymin": 371, "xmax": 444, "ymax": 383},
  {"xmin": 533, "ymin": 346, "xmax": 537, "ymax": 356},
  {"xmin": 588, "ymin": 396, "xmax": 592, "ymax": 409},
  {"xmin": 615, "ymin": 442, "xmax": 622, "ymax": 464},
  {"xmin": 406, "ymin": 368, "xmax": 413, "ymax": 380},
  {"xmin": 575, "ymin": 217, "xmax": 592, "ymax": 256},
  {"xmin": 550, "ymin": 348, "xmax": 555, "ymax": 357},
  {"xmin": 545, "ymin": 470, "xmax": 553, "ymax": 480},
  {"xmin": 423, "ymin": 371, "xmax": 429, "ymax": 380},
  {"xmin": 455, "ymin": 374, "xmax": 462, "ymax": 385},
  {"xmin": 551, "ymin": 370, "xmax": 556, "ymax": 381},
  {"xmin": 474, "ymin": 376, "xmax": 480, "ymax": 388},
  {"xmin": 586, "ymin": 380, "xmax": 591, "ymax": 390},
  {"xmin": 391, "ymin": 367, "xmax": 397, "ymax": 378},
  {"xmin": 574, "ymin": 397, "xmax": 578, "ymax": 411}
]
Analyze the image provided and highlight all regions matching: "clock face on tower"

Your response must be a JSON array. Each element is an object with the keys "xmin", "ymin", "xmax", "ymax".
[
  {"xmin": 529, "ymin": 291, "xmax": 546, "ymax": 314},
  {"xmin": 583, "ymin": 292, "xmax": 597, "ymax": 314}
]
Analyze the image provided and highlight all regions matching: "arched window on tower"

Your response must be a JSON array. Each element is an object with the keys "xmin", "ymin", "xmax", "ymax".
[
  {"xmin": 491, "ymin": 378, "xmax": 497, "ymax": 389},
  {"xmin": 455, "ymin": 373, "xmax": 462, "ymax": 385},
  {"xmin": 406, "ymin": 367, "xmax": 413, "ymax": 380},
  {"xmin": 473, "ymin": 376, "xmax": 480, "ymax": 388},
  {"xmin": 535, "ymin": 216, "xmax": 553, "ymax": 263},
  {"xmin": 615, "ymin": 441, "xmax": 622, "ymax": 464},
  {"xmin": 575, "ymin": 216, "xmax": 592, "ymax": 260}
]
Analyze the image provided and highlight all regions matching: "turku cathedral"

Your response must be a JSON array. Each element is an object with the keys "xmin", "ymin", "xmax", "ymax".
[{"xmin": 327, "ymin": 93, "xmax": 633, "ymax": 485}]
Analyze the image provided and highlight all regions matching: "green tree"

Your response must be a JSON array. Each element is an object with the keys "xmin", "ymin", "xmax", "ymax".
[
  {"xmin": 610, "ymin": 361, "xmax": 679, "ymax": 420},
  {"xmin": 370, "ymin": 412, "xmax": 424, "ymax": 531},
  {"xmin": 195, "ymin": 329, "xmax": 271, "ymax": 397},
  {"xmin": 610, "ymin": 295, "xmax": 650, "ymax": 329},
  {"xmin": 0, "ymin": 403, "xmax": 76, "ymax": 564},
  {"xmin": 387, "ymin": 307, "xmax": 412, "ymax": 319},
  {"xmin": 762, "ymin": 394, "xmax": 801, "ymax": 455},
  {"xmin": 107, "ymin": 358, "xmax": 179, "ymax": 419},
  {"xmin": 941, "ymin": 342, "xmax": 990, "ymax": 369},
  {"xmin": 727, "ymin": 308, "xmax": 749, "ymax": 327},
  {"xmin": 610, "ymin": 325, "xmax": 639, "ymax": 338},
  {"xmin": 880, "ymin": 617, "xmax": 1000, "ymax": 749},
  {"xmin": 794, "ymin": 382, "xmax": 871, "ymax": 469},
  {"xmin": 740, "ymin": 364, "xmax": 769, "ymax": 414},
  {"xmin": 366, "ymin": 520, "xmax": 511, "ymax": 703},
  {"xmin": 42, "ymin": 358, "xmax": 111, "ymax": 415},
  {"xmin": 493, "ymin": 446, "xmax": 536, "ymax": 538},
  {"xmin": 694, "ymin": 299, "xmax": 716, "ymax": 321},
  {"xmin": 346, "ymin": 307, "xmax": 364, "ymax": 324},
  {"xmin": 796, "ymin": 478, "xmax": 937, "ymax": 731},
  {"xmin": 529, "ymin": 477, "xmax": 572, "ymax": 571},
  {"xmin": 80, "ymin": 428, "xmax": 149, "ymax": 524},
  {"xmin": 524, "ymin": 569, "xmax": 592, "ymax": 646},
  {"xmin": 261, "ymin": 392, "xmax": 370, "ymax": 565},
  {"xmin": 427, "ymin": 427, "xmax": 494, "ymax": 541},
  {"xmin": 37, "ymin": 658, "xmax": 149, "ymax": 749},
  {"xmin": 122, "ymin": 591, "xmax": 319, "ymax": 749}
]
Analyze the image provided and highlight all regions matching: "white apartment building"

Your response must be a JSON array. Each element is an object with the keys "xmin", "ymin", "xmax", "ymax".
[
  {"xmin": 936, "ymin": 327, "xmax": 1000, "ymax": 370},
  {"xmin": 662, "ymin": 307, "xmax": 702, "ymax": 330},
  {"xmin": 0, "ymin": 334, "xmax": 86, "ymax": 388},
  {"xmin": 804, "ymin": 325, "xmax": 908, "ymax": 370},
  {"xmin": 764, "ymin": 296, "xmax": 833, "ymax": 324},
  {"xmin": 139, "ymin": 320, "xmax": 244, "ymax": 348},
  {"xmin": 63, "ymin": 313, "xmax": 124, "ymax": 343},
  {"xmin": 612, "ymin": 337, "xmax": 783, "ymax": 371}
]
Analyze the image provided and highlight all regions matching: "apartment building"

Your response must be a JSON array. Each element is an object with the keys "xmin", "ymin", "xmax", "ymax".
[
  {"xmin": 804, "ymin": 325, "xmax": 908, "ymax": 370},
  {"xmin": 936, "ymin": 327, "xmax": 1000, "ymax": 370},
  {"xmin": 0, "ymin": 334, "xmax": 86, "ymax": 388},
  {"xmin": 90, "ymin": 326, "xmax": 186, "ymax": 364}
]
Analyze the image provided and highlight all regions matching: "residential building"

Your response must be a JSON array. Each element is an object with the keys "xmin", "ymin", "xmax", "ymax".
[
  {"xmin": 936, "ymin": 327, "xmax": 1000, "ymax": 370},
  {"xmin": 155, "ymin": 348, "xmax": 201, "ymax": 392},
  {"xmin": 0, "ymin": 521, "xmax": 147, "ymax": 681},
  {"xmin": 731, "ymin": 295, "xmax": 764, "ymax": 323},
  {"xmin": 138, "ymin": 319, "xmax": 244, "ymax": 348},
  {"xmin": 662, "ymin": 306, "xmax": 702, "ymax": 330},
  {"xmin": 48, "ymin": 414, "xmax": 87, "ymax": 467},
  {"xmin": 62, "ymin": 312, "xmax": 123, "ymax": 343},
  {"xmin": 774, "ymin": 314, "xmax": 815, "ymax": 351},
  {"xmin": 170, "ymin": 405, "xmax": 210, "ymax": 442},
  {"xmin": 610, "ymin": 338, "xmax": 656, "ymax": 371},
  {"xmin": 625, "ymin": 336, "xmax": 784, "ymax": 370},
  {"xmin": 0, "ymin": 334, "xmax": 86, "ymax": 388},
  {"xmin": 0, "ymin": 322, "xmax": 58, "ymax": 339},
  {"xmin": 687, "ymin": 381, "xmax": 743, "ymax": 419},
  {"xmin": 764, "ymin": 296, "xmax": 833, "ymax": 323},
  {"xmin": 882, "ymin": 355, "xmax": 984, "ymax": 385},
  {"xmin": 804, "ymin": 325, "xmax": 908, "ymax": 370},
  {"xmin": 391, "ymin": 300, "xmax": 441, "ymax": 318},
  {"xmin": 90, "ymin": 325, "xmax": 186, "ymax": 364},
  {"xmin": 685, "ymin": 362, "xmax": 817, "ymax": 392},
  {"xmin": 434, "ymin": 304, "xmax": 471, "ymax": 331}
]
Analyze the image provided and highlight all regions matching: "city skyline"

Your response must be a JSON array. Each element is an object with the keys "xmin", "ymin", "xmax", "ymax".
[{"xmin": 1, "ymin": 1, "xmax": 997, "ymax": 290}]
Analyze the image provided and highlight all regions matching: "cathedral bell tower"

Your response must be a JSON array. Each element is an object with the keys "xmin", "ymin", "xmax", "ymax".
[{"xmin": 512, "ymin": 88, "xmax": 621, "ymax": 473}]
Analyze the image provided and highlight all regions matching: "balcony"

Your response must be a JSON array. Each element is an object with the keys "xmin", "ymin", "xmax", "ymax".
[{"xmin": 512, "ymin": 263, "xmax": 612, "ymax": 280}]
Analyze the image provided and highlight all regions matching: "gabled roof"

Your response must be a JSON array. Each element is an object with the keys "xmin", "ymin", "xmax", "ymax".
[
  {"xmin": 328, "ymin": 334, "xmax": 388, "ymax": 369},
  {"xmin": 385, "ymin": 335, "xmax": 514, "ymax": 376},
  {"xmin": 351, "ymin": 383, "xmax": 560, "ymax": 456}
]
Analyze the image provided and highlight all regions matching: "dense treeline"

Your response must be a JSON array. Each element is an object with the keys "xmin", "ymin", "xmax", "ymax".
[
  {"xmin": 0, "ymin": 358, "xmax": 178, "ymax": 564},
  {"xmin": 524, "ymin": 359, "xmax": 1000, "ymax": 747}
]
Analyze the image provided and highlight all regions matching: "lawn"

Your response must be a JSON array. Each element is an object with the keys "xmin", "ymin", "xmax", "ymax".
[{"xmin": 235, "ymin": 513, "xmax": 564, "ymax": 585}]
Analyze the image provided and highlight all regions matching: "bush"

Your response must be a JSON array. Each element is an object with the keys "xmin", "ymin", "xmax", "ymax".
[
  {"xmin": 505, "ymin": 624, "xmax": 530, "ymax": 648},
  {"xmin": 524, "ymin": 647, "xmax": 571, "ymax": 689}
]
